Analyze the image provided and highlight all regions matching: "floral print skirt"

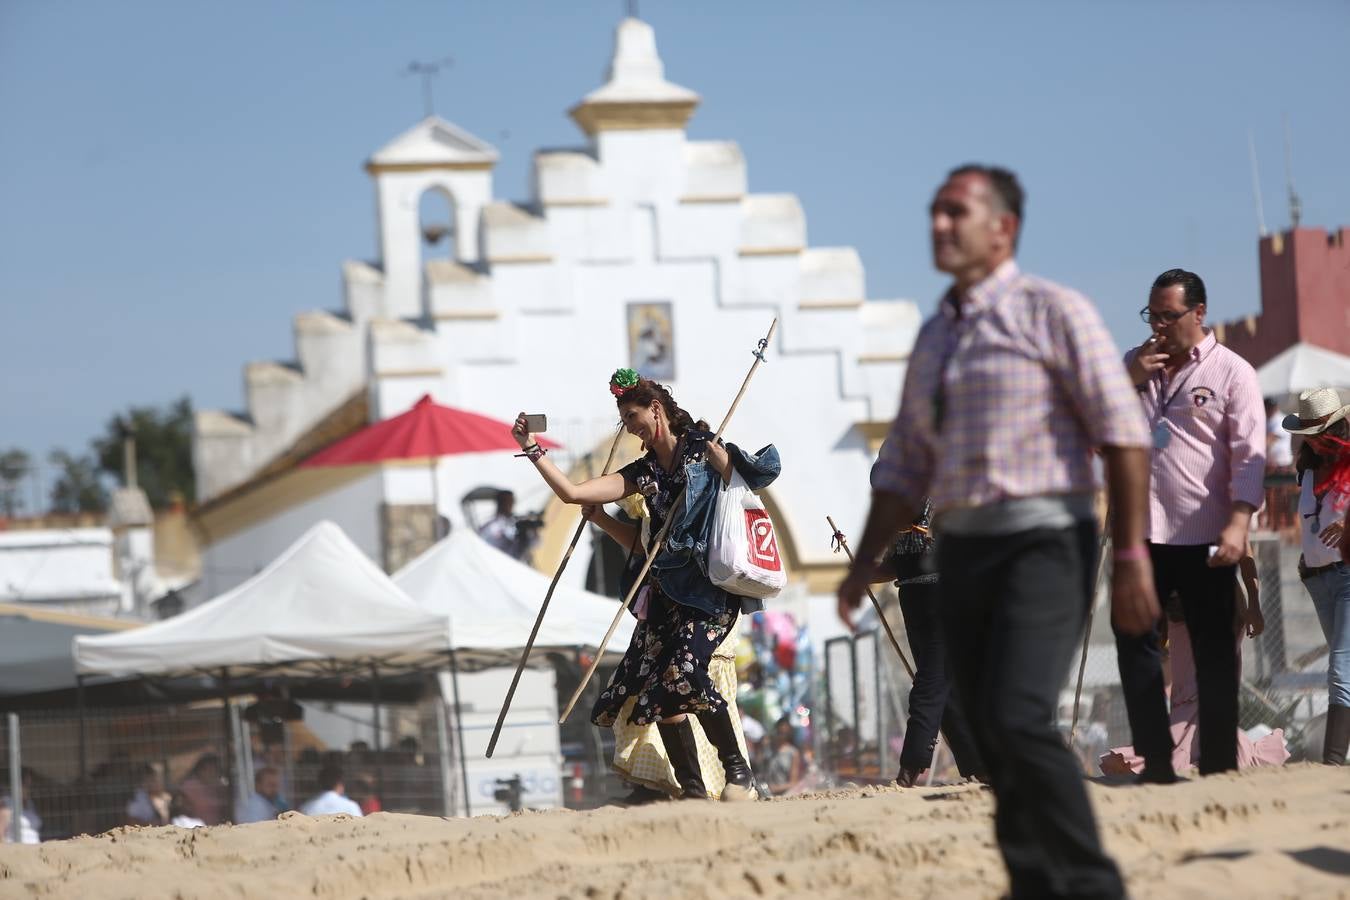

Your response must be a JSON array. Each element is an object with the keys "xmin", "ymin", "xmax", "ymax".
[{"xmin": 590, "ymin": 585, "xmax": 738, "ymax": 727}]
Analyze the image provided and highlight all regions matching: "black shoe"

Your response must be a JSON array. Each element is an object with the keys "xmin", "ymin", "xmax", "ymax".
[
  {"xmin": 1136, "ymin": 764, "xmax": 1179, "ymax": 785},
  {"xmin": 656, "ymin": 719, "xmax": 709, "ymax": 800},
  {"xmin": 612, "ymin": 784, "xmax": 669, "ymax": 806},
  {"xmin": 895, "ymin": 765, "xmax": 924, "ymax": 787}
]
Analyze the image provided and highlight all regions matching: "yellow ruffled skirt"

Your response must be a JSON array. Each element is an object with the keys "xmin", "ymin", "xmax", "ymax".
[{"xmin": 610, "ymin": 627, "xmax": 749, "ymax": 799}]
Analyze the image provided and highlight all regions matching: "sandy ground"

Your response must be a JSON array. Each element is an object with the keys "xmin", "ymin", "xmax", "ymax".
[{"xmin": 1, "ymin": 764, "xmax": 1346, "ymax": 899}]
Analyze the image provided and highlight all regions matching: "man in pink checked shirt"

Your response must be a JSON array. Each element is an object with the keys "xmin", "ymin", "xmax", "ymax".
[
  {"xmin": 1116, "ymin": 269, "xmax": 1265, "ymax": 780},
  {"xmin": 838, "ymin": 165, "xmax": 1156, "ymax": 900}
]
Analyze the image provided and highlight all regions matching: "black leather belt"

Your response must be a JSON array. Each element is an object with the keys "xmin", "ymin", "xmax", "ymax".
[{"xmin": 1300, "ymin": 559, "xmax": 1345, "ymax": 579}]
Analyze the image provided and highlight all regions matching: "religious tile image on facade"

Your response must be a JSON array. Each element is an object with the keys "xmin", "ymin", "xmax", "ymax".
[{"xmin": 627, "ymin": 301, "xmax": 675, "ymax": 381}]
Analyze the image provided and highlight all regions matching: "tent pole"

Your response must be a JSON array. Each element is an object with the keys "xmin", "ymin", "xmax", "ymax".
[
  {"xmin": 76, "ymin": 674, "xmax": 88, "ymax": 833},
  {"xmin": 447, "ymin": 647, "xmax": 471, "ymax": 816},
  {"xmin": 370, "ymin": 662, "xmax": 383, "ymax": 806},
  {"xmin": 221, "ymin": 667, "xmax": 235, "ymax": 823},
  {"xmin": 429, "ymin": 457, "xmax": 442, "ymax": 540}
]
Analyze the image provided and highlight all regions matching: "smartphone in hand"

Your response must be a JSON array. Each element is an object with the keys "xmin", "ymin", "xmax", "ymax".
[{"xmin": 523, "ymin": 413, "xmax": 548, "ymax": 434}]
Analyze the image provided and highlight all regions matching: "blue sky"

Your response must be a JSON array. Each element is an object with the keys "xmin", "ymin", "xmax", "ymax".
[{"xmin": 2, "ymin": 1, "xmax": 1347, "ymax": 505}]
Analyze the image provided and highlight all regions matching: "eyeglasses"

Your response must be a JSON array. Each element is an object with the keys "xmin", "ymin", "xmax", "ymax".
[{"xmin": 1138, "ymin": 304, "xmax": 1202, "ymax": 326}]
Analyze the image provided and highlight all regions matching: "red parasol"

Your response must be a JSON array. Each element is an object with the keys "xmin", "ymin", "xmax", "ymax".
[{"xmin": 301, "ymin": 394, "xmax": 560, "ymax": 535}]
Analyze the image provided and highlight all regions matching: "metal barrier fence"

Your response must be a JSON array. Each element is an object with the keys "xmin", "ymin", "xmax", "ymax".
[
  {"xmin": 0, "ymin": 699, "xmax": 461, "ymax": 842},
  {"xmin": 819, "ymin": 530, "xmax": 1333, "ymax": 783}
]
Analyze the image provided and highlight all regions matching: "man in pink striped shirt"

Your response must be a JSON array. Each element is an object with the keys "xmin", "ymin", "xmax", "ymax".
[
  {"xmin": 838, "ymin": 165, "xmax": 1156, "ymax": 900},
  {"xmin": 1116, "ymin": 269, "xmax": 1266, "ymax": 778}
]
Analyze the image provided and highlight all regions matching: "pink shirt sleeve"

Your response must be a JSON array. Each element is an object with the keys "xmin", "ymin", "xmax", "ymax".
[{"xmin": 1226, "ymin": 361, "xmax": 1267, "ymax": 509}]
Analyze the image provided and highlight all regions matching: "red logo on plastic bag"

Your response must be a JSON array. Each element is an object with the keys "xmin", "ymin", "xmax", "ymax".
[{"xmin": 744, "ymin": 509, "xmax": 781, "ymax": 570}]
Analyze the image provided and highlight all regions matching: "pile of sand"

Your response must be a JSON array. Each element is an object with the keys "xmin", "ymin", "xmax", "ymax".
[{"xmin": 1, "ymin": 764, "xmax": 1346, "ymax": 898}]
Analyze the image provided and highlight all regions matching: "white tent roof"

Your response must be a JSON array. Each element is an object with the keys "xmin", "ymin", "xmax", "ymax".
[
  {"xmin": 74, "ymin": 521, "xmax": 452, "ymax": 678},
  {"xmin": 393, "ymin": 529, "xmax": 633, "ymax": 665},
  {"xmin": 1257, "ymin": 342, "xmax": 1350, "ymax": 398}
]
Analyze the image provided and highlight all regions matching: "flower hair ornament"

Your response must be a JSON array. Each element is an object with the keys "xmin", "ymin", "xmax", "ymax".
[{"xmin": 609, "ymin": 367, "xmax": 640, "ymax": 398}]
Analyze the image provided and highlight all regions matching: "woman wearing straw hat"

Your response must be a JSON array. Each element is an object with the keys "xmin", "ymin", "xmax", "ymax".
[{"xmin": 1284, "ymin": 387, "xmax": 1350, "ymax": 765}]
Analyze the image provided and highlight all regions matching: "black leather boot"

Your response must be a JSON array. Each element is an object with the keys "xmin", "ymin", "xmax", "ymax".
[
  {"xmin": 613, "ymin": 783, "xmax": 669, "ymax": 806},
  {"xmin": 656, "ymin": 719, "xmax": 708, "ymax": 800},
  {"xmin": 1325, "ymin": 703, "xmax": 1350, "ymax": 766},
  {"xmin": 697, "ymin": 707, "xmax": 757, "ymax": 801}
]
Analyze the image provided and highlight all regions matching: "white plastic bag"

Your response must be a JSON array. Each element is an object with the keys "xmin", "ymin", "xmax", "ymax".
[{"xmin": 707, "ymin": 470, "xmax": 787, "ymax": 599}]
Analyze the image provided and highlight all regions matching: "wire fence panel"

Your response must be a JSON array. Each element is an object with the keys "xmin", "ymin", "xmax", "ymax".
[
  {"xmin": 818, "ymin": 526, "xmax": 1330, "ymax": 786},
  {"xmin": 0, "ymin": 698, "xmax": 461, "ymax": 842}
]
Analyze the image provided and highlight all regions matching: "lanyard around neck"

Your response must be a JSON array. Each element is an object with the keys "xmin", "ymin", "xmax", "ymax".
[{"xmin": 1152, "ymin": 355, "xmax": 1200, "ymax": 423}]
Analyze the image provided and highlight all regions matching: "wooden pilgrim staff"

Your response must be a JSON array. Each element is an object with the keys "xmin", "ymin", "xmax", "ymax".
[
  {"xmin": 557, "ymin": 318, "xmax": 778, "ymax": 724},
  {"xmin": 825, "ymin": 516, "xmax": 915, "ymax": 680},
  {"xmin": 486, "ymin": 423, "xmax": 626, "ymax": 758}
]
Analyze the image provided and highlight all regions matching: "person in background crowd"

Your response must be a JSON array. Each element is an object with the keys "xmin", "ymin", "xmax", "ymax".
[
  {"xmin": 765, "ymin": 716, "xmax": 802, "ymax": 796},
  {"xmin": 0, "ymin": 788, "xmax": 39, "ymax": 847},
  {"xmin": 1118, "ymin": 268, "xmax": 1265, "ymax": 780},
  {"xmin": 169, "ymin": 791, "xmax": 205, "ymax": 829},
  {"xmin": 125, "ymin": 762, "xmax": 171, "ymax": 826},
  {"xmin": 177, "ymin": 753, "xmax": 226, "ymax": 826},
  {"xmin": 878, "ymin": 498, "xmax": 986, "ymax": 787},
  {"xmin": 1284, "ymin": 388, "xmax": 1350, "ymax": 765},
  {"xmin": 300, "ymin": 765, "xmax": 363, "ymax": 817},
  {"xmin": 235, "ymin": 767, "xmax": 287, "ymax": 824},
  {"xmin": 347, "ymin": 773, "xmax": 381, "ymax": 816},
  {"xmin": 478, "ymin": 490, "xmax": 521, "ymax": 557},
  {"xmin": 1266, "ymin": 398, "xmax": 1294, "ymax": 472}
]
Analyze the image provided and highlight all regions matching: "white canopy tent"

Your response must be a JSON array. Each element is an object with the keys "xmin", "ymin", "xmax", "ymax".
[
  {"xmin": 71, "ymin": 521, "xmax": 470, "ymax": 817},
  {"xmin": 74, "ymin": 521, "xmax": 453, "ymax": 679},
  {"xmin": 392, "ymin": 528, "xmax": 633, "ymax": 665},
  {"xmin": 1257, "ymin": 342, "xmax": 1350, "ymax": 398}
]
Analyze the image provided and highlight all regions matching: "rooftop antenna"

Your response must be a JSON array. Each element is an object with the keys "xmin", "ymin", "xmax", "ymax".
[
  {"xmin": 1247, "ymin": 129, "xmax": 1267, "ymax": 238},
  {"xmin": 1283, "ymin": 112, "xmax": 1302, "ymax": 229},
  {"xmin": 404, "ymin": 57, "xmax": 454, "ymax": 118}
]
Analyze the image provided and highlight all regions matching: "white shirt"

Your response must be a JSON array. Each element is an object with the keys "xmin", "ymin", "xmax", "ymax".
[
  {"xmin": 478, "ymin": 515, "xmax": 518, "ymax": 556},
  {"xmin": 1299, "ymin": 477, "xmax": 1349, "ymax": 568},
  {"xmin": 301, "ymin": 790, "xmax": 362, "ymax": 817},
  {"xmin": 1267, "ymin": 412, "xmax": 1293, "ymax": 467},
  {"xmin": 236, "ymin": 791, "xmax": 281, "ymax": 824}
]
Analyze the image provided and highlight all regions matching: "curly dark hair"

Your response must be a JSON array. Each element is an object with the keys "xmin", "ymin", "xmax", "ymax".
[{"xmin": 614, "ymin": 378, "xmax": 708, "ymax": 438}]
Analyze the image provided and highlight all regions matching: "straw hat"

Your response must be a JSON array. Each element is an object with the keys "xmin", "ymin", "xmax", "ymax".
[{"xmin": 1281, "ymin": 388, "xmax": 1350, "ymax": 435}]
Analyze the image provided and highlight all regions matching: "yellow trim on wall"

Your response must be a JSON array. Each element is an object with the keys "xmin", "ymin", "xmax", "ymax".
[
  {"xmin": 542, "ymin": 198, "xmax": 610, "ymax": 208},
  {"xmin": 857, "ymin": 353, "xmax": 907, "ymax": 364},
  {"xmin": 569, "ymin": 100, "xmax": 698, "ymax": 136},
  {"xmin": 194, "ymin": 466, "xmax": 374, "ymax": 547},
  {"xmin": 432, "ymin": 309, "xmax": 499, "ymax": 321},
  {"xmin": 737, "ymin": 246, "xmax": 804, "ymax": 257},
  {"xmin": 798, "ymin": 299, "xmax": 863, "ymax": 310},
  {"xmin": 373, "ymin": 368, "xmax": 445, "ymax": 378},
  {"xmin": 679, "ymin": 194, "xmax": 742, "ymax": 204},
  {"xmin": 486, "ymin": 254, "xmax": 554, "ymax": 265},
  {"xmin": 364, "ymin": 160, "xmax": 494, "ymax": 174}
]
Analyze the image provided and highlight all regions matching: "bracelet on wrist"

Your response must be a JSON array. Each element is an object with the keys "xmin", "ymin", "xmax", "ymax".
[
  {"xmin": 1113, "ymin": 545, "xmax": 1148, "ymax": 562},
  {"xmin": 514, "ymin": 443, "xmax": 546, "ymax": 462}
]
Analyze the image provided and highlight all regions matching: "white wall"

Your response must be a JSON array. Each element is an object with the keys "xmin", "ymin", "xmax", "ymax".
[{"xmin": 199, "ymin": 473, "xmax": 385, "ymax": 599}]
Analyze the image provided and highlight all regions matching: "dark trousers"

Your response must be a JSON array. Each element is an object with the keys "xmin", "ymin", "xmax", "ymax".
[
  {"xmin": 1114, "ymin": 543, "xmax": 1239, "ymax": 775},
  {"xmin": 897, "ymin": 580, "xmax": 986, "ymax": 776},
  {"xmin": 939, "ymin": 523, "xmax": 1124, "ymax": 900}
]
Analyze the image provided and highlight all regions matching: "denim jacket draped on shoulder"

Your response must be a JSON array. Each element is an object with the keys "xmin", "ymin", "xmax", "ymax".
[{"xmin": 621, "ymin": 431, "xmax": 781, "ymax": 616}]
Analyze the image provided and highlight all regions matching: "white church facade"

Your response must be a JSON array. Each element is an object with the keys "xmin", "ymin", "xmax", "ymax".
[{"xmin": 192, "ymin": 17, "xmax": 921, "ymax": 619}]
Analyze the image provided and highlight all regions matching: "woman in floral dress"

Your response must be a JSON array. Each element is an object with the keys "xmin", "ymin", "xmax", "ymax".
[{"xmin": 512, "ymin": 369, "xmax": 780, "ymax": 801}]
